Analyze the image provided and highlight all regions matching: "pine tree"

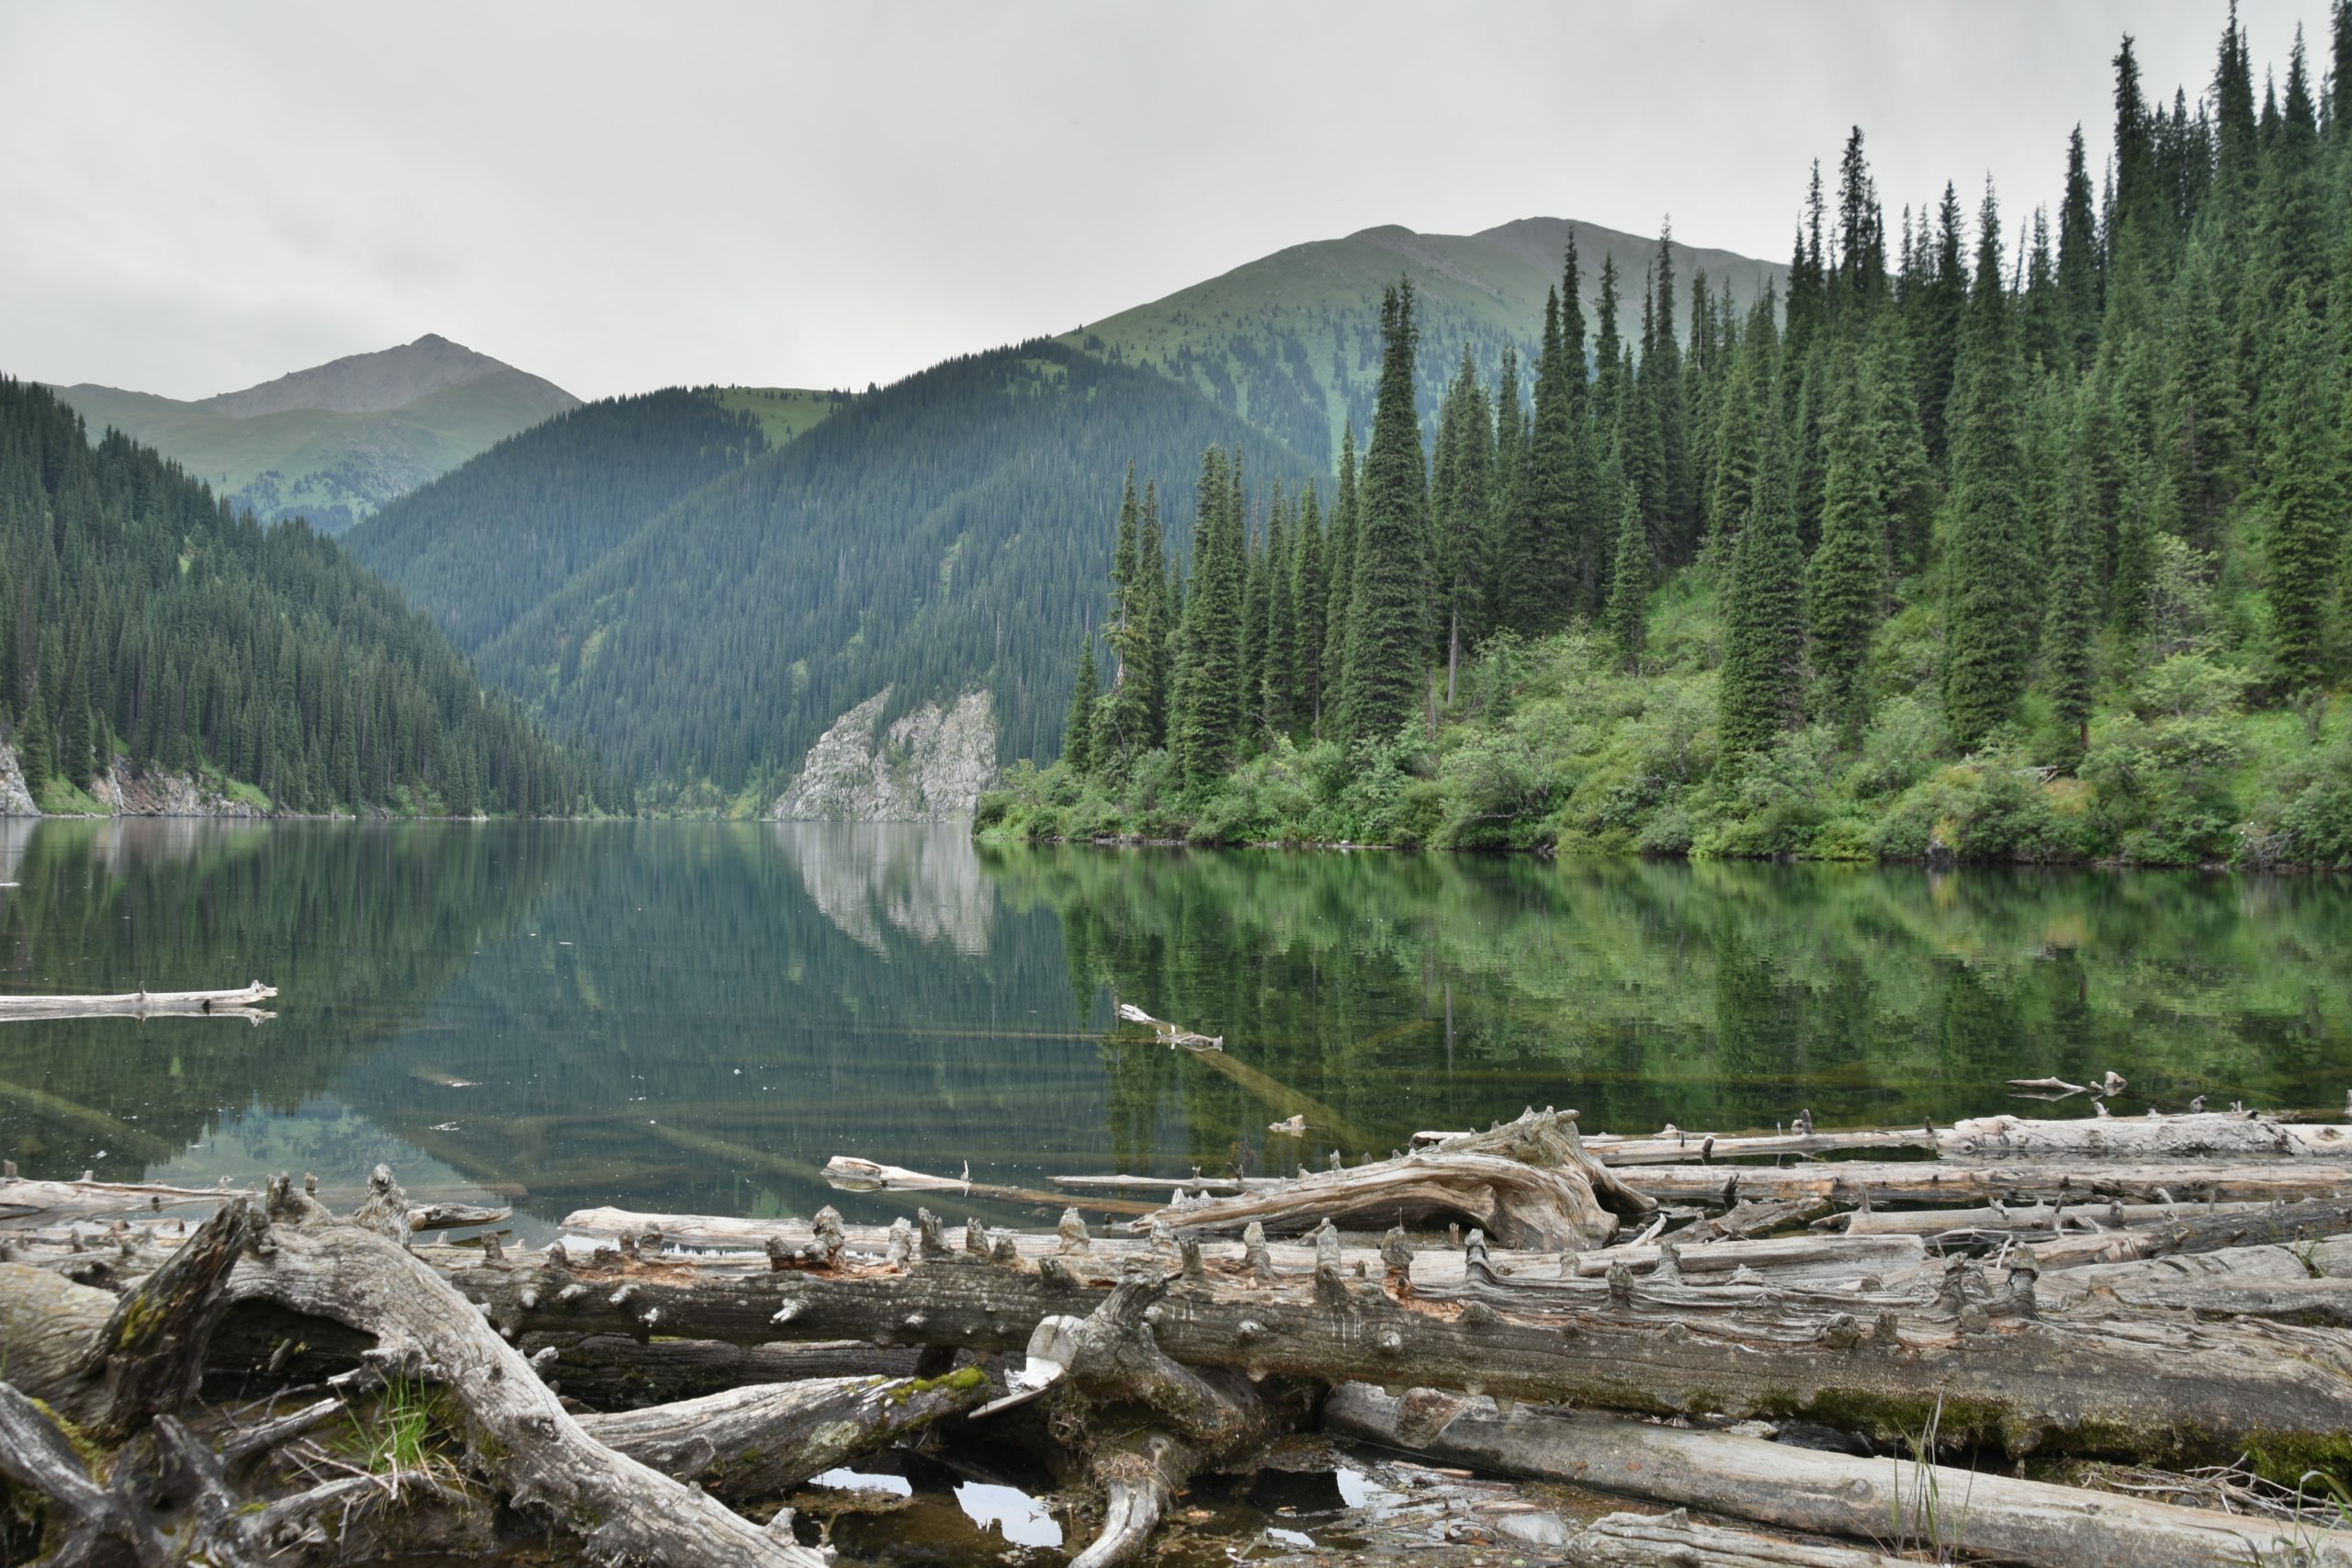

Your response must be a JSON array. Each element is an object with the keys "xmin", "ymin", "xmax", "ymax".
[
  {"xmin": 2043, "ymin": 440, "xmax": 2099, "ymax": 758},
  {"xmin": 1942, "ymin": 186, "xmax": 2036, "ymax": 750},
  {"xmin": 2259, "ymin": 284, "xmax": 2344, "ymax": 690},
  {"xmin": 1914, "ymin": 183, "xmax": 1967, "ymax": 465},
  {"xmin": 1648, "ymin": 223, "xmax": 1697, "ymax": 561},
  {"xmin": 1322, "ymin": 426, "xmax": 1360, "ymax": 725},
  {"xmin": 1717, "ymin": 432, "xmax": 1806, "ymax": 768},
  {"xmin": 14, "ymin": 695, "xmax": 51, "ymax": 795},
  {"xmin": 1591, "ymin": 256, "xmax": 1624, "ymax": 435},
  {"xmin": 1175, "ymin": 447, "xmax": 1245, "ymax": 786},
  {"xmin": 1064, "ymin": 631, "xmax": 1098, "ymax": 774},
  {"xmin": 1261, "ymin": 492, "xmax": 1295, "ymax": 736},
  {"xmin": 1292, "ymin": 484, "xmax": 1326, "ymax": 733},
  {"xmin": 1434, "ymin": 351, "xmax": 1492, "ymax": 701},
  {"xmin": 1807, "ymin": 347, "xmax": 1888, "ymax": 742},
  {"xmin": 1601, "ymin": 475, "xmax": 1649, "ymax": 671},
  {"xmin": 1514, "ymin": 289, "xmax": 1578, "ymax": 633},
  {"xmin": 60, "ymin": 649, "xmax": 94, "ymax": 787},
  {"xmin": 2055, "ymin": 126, "xmax": 2102, "ymax": 368},
  {"xmin": 1339, "ymin": 282, "xmax": 1430, "ymax": 744}
]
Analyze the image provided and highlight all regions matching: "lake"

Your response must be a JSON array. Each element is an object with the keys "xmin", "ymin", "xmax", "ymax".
[{"xmin": 3, "ymin": 819, "xmax": 2349, "ymax": 1241}]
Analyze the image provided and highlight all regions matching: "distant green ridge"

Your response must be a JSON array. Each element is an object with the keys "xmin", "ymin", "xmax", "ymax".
[{"xmin": 1065, "ymin": 217, "xmax": 1784, "ymax": 468}]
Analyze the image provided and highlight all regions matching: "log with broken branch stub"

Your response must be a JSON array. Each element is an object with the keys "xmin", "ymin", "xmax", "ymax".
[{"xmin": 0, "ymin": 979, "xmax": 277, "ymax": 1021}]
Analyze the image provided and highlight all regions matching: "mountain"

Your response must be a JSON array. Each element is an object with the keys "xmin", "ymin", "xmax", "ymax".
[
  {"xmin": 465, "ymin": 340, "xmax": 1316, "ymax": 806},
  {"xmin": 51, "ymin": 334, "xmax": 580, "ymax": 532},
  {"xmin": 1066, "ymin": 217, "xmax": 1784, "ymax": 468},
  {"xmin": 0, "ymin": 376, "xmax": 603, "ymax": 817},
  {"xmin": 346, "ymin": 387, "xmax": 797, "ymax": 655},
  {"xmin": 334, "ymin": 216, "xmax": 1779, "ymax": 813}
]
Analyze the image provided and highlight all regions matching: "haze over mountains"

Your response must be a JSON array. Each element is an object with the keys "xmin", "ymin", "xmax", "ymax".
[{"xmin": 50, "ymin": 334, "xmax": 580, "ymax": 532}]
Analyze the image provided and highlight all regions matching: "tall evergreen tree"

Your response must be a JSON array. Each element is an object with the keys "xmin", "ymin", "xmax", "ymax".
[
  {"xmin": 1434, "ymin": 351, "xmax": 1493, "ymax": 700},
  {"xmin": 1601, "ymin": 476, "xmax": 1649, "ymax": 671},
  {"xmin": 1261, "ymin": 491, "xmax": 1295, "ymax": 736},
  {"xmin": 2259, "ymin": 284, "xmax": 2344, "ymax": 690},
  {"xmin": 1648, "ymin": 223, "xmax": 1698, "ymax": 560},
  {"xmin": 1915, "ymin": 183, "xmax": 1967, "ymax": 465},
  {"xmin": 1175, "ymin": 446, "xmax": 1245, "ymax": 786},
  {"xmin": 1292, "ymin": 484, "xmax": 1326, "ymax": 734},
  {"xmin": 1717, "ymin": 428, "xmax": 1806, "ymax": 767},
  {"xmin": 2043, "ymin": 439, "xmax": 2100, "ymax": 757},
  {"xmin": 1806, "ymin": 347, "xmax": 1889, "ymax": 741},
  {"xmin": 1942, "ymin": 186, "xmax": 2036, "ymax": 749},
  {"xmin": 1322, "ymin": 425, "xmax": 1360, "ymax": 727},
  {"xmin": 1339, "ymin": 282, "xmax": 1430, "ymax": 743},
  {"xmin": 1514, "ymin": 289, "xmax": 1580, "ymax": 632},
  {"xmin": 2055, "ymin": 126, "xmax": 2103, "ymax": 367},
  {"xmin": 1064, "ymin": 631, "xmax": 1098, "ymax": 774}
]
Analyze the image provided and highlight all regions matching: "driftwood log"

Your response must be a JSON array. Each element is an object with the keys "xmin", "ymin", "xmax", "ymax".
[
  {"xmin": 0, "ymin": 980, "xmax": 277, "ymax": 1021},
  {"xmin": 1326, "ymin": 1383, "xmax": 2352, "ymax": 1567}
]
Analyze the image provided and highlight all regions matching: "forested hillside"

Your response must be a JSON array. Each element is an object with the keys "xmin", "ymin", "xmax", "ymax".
[
  {"xmin": 461, "ymin": 342, "xmax": 1317, "ymax": 807},
  {"xmin": 993, "ymin": 14, "xmax": 2352, "ymax": 869},
  {"xmin": 0, "ymin": 378, "xmax": 605, "ymax": 815},
  {"xmin": 1068, "ymin": 217, "xmax": 1781, "ymax": 471},
  {"xmin": 346, "ymin": 387, "xmax": 779, "ymax": 655}
]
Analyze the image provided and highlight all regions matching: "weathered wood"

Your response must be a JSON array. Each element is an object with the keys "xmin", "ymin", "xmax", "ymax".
[
  {"xmin": 1940, "ymin": 1110, "xmax": 2352, "ymax": 1159},
  {"xmin": 409, "ymin": 1201, "xmax": 513, "ymax": 1233},
  {"xmin": 424, "ymin": 1242, "xmax": 2352, "ymax": 1461},
  {"xmin": 0, "ymin": 1173, "xmax": 252, "ymax": 1226},
  {"xmin": 227, "ymin": 1184, "xmax": 828, "ymax": 1567},
  {"xmin": 0, "ymin": 1382, "xmax": 149, "ymax": 1566},
  {"xmin": 78, "ymin": 1195, "xmax": 255, "ymax": 1443},
  {"xmin": 1627, "ymin": 1158, "xmax": 2352, "ymax": 1207},
  {"xmin": 0, "ymin": 1263, "xmax": 116, "ymax": 1405},
  {"xmin": 1561, "ymin": 1508, "xmax": 1915, "ymax": 1567},
  {"xmin": 522, "ymin": 1333, "xmax": 925, "ymax": 1406},
  {"xmin": 0, "ymin": 979, "xmax": 277, "ymax": 1021},
  {"xmin": 820, "ymin": 1156, "xmax": 1158, "ymax": 1215},
  {"xmin": 1325, "ymin": 1384, "xmax": 2352, "ymax": 1567},
  {"xmin": 1416, "ymin": 1123, "xmax": 1936, "ymax": 1164},
  {"xmin": 1835, "ymin": 1197, "xmax": 2287, "ymax": 1236},
  {"xmin": 578, "ymin": 1369, "xmax": 992, "ymax": 1502},
  {"xmin": 1141, "ymin": 1151, "xmax": 1623, "ymax": 1250},
  {"xmin": 1114, "ymin": 1001, "xmax": 1222, "ymax": 1051}
]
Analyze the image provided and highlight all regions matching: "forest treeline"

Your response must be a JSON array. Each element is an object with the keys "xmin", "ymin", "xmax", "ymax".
[
  {"xmin": 0, "ymin": 378, "xmax": 608, "ymax": 815},
  {"xmin": 989, "ymin": 11, "xmax": 2352, "ymax": 868}
]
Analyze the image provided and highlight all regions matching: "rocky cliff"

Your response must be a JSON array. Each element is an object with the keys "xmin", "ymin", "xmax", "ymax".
[
  {"xmin": 0, "ymin": 743, "xmax": 269, "ymax": 818},
  {"xmin": 0, "ymin": 743, "xmax": 37, "ymax": 816},
  {"xmin": 771, "ymin": 688, "xmax": 996, "ymax": 821}
]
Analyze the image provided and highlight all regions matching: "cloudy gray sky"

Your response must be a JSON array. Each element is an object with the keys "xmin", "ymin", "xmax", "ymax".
[{"xmin": 1, "ymin": 1, "xmax": 2329, "ymax": 402}]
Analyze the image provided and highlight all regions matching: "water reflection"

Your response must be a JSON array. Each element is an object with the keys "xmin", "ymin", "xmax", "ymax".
[{"xmin": 2, "ymin": 821, "xmax": 2348, "ymax": 1238}]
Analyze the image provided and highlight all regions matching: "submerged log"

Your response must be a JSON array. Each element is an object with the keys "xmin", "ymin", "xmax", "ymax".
[
  {"xmin": 0, "ymin": 1173, "xmax": 247, "ymax": 1224},
  {"xmin": 1559, "ymin": 1508, "xmax": 1913, "ymax": 1566},
  {"xmin": 820, "ymin": 1156, "xmax": 1158, "ymax": 1215},
  {"xmin": 1325, "ymin": 1383, "xmax": 2352, "ymax": 1568},
  {"xmin": 0, "ymin": 979, "xmax": 277, "ymax": 1021}
]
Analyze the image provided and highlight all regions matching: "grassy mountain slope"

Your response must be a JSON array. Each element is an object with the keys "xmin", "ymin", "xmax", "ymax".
[
  {"xmin": 1068, "ymin": 218, "xmax": 1783, "ymax": 468},
  {"xmin": 346, "ymin": 387, "xmax": 779, "ymax": 656},
  {"xmin": 717, "ymin": 386, "xmax": 849, "ymax": 446},
  {"xmin": 51, "ymin": 334, "xmax": 579, "ymax": 532},
  {"xmin": 469, "ymin": 341, "xmax": 1319, "ymax": 804}
]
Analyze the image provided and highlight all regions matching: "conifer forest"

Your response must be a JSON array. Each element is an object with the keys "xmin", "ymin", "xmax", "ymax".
[{"xmin": 998, "ymin": 14, "xmax": 2352, "ymax": 869}]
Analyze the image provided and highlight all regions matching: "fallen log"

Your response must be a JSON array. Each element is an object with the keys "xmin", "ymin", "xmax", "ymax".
[
  {"xmin": 1324, "ymin": 1383, "xmax": 2352, "ymax": 1567},
  {"xmin": 0, "ymin": 1172, "xmax": 253, "ymax": 1225},
  {"xmin": 423, "ymin": 1238, "xmax": 2352, "ymax": 1461},
  {"xmin": 1114, "ymin": 1001, "xmax": 1222, "ymax": 1051},
  {"xmin": 228, "ymin": 1179, "xmax": 829, "ymax": 1567},
  {"xmin": 1628, "ymin": 1158, "xmax": 2352, "ymax": 1207},
  {"xmin": 522, "ymin": 1333, "xmax": 925, "ymax": 1407},
  {"xmin": 1140, "ymin": 1150, "xmax": 1624, "ymax": 1250},
  {"xmin": 0, "ymin": 979, "xmax": 277, "ymax": 1021},
  {"xmin": 578, "ymin": 1368, "xmax": 992, "ymax": 1502},
  {"xmin": 1940, "ymin": 1110, "xmax": 2352, "ymax": 1159},
  {"xmin": 1558, "ymin": 1508, "xmax": 1913, "ymax": 1566},
  {"xmin": 820, "ymin": 1156, "xmax": 1158, "ymax": 1215}
]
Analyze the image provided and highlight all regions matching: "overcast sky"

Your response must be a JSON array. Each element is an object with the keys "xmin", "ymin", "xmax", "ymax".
[{"xmin": 1, "ymin": 1, "xmax": 2330, "ymax": 402}]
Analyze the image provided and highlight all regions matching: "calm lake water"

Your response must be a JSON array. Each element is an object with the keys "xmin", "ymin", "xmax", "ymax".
[{"xmin": 3, "ymin": 819, "xmax": 2349, "ymax": 1240}]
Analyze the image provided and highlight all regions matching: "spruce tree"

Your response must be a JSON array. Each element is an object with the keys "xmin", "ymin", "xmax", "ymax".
[
  {"xmin": 1339, "ymin": 282, "xmax": 1430, "ymax": 744},
  {"xmin": 1322, "ymin": 425, "xmax": 1360, "ymax": 725},
  {"xmin": 1915, "ymin": 184, "xmax": 1966, "ymax": 465},
  {"xmin": 2055, "ymin": 126, "xmax": 2102, "ymax": 368},
  {"xmin": 2043, "ymin": 442, "xmax": 2099, "ymax": 758},
  {"xmin": 15, "ymin": 695, "xmax": 51, "ymax": 795},
  {"xmin": 1175, "ymin": 446, "xmax": 1245, "ymax": 786},
  {"xmin": 1292, "ymin": 484, "xmax": 1326, "ymax": 733},
  {"xmin": 1601, "ymin": 475, "xmax": 1649, "ymax": 671},
  {"xmin": 1515, "ymin": 289, "xmax": 1578, "ymax": 633},
  {"xmin": 1648, "ymin": 224, "xmax": 1697, "ymax": 560},
  {"xmin": 1434, "ymin": 351, "xmax": 1492, "ymax": 700},
  {"xmin": 2259, "ymin": 284, "xmax": 2344, "ymax": 690},
  {"xmin": 1941, "ymin": 186, "xmax": 2035, "ymax": 750},
  {"xmin": 1064, "ymin": 632, "xmax": 1098, "ymax": 775},
  {"xmin": 1261, "ymin": 492, "xmax": 1295, "ymax": 736},
  {"xmin": 1717, "ymin": 437, "xmax": 1806, "ymax": 767},
  {"xmin": 1806, "ymin": 347, "xmax": 1888, "ymax": 742},
  {"xmin": 60, "ymin": 649, "xmax": 94, "ymax": 786}
]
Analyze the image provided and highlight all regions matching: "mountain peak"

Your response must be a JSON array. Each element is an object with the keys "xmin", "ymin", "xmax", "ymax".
[{"xmin": 196, "ymin": 334, "xmax": 571, "ymax": 419}]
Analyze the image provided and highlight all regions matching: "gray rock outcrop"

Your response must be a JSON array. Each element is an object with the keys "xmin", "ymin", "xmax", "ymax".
[{"xmin": 772, "ymin": 688, "xmax": 996, "ymax": 821}]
